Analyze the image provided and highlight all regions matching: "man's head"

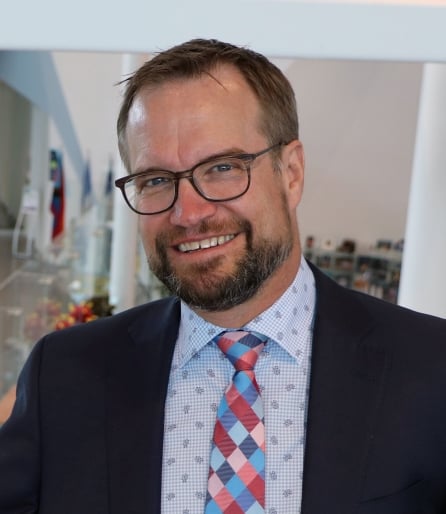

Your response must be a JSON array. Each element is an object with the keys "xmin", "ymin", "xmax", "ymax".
[
  {"xmin": 117, "ymin": 38, "xmax": 299, "ymax": 173},
  {"xmin": 116, "ymin": 39, "xmax": 305, "ymax": 325}
]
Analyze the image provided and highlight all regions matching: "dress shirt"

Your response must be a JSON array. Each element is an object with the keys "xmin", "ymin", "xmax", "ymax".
[{"xmin": 161, "ymin": 257, "xmax": 316, "ymax": 514}]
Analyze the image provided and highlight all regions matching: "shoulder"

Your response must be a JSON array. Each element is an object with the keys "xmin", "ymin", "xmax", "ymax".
[
  {"xmin": 309, "ymin": 264, "xmax": 446, "ymax": 392},
  {"xmin": 31, "ymin": 295, "xmax": 181, "ymax": 357},
  {"xmin": 18, "ymin": 296, "xmax": 181, "ymax": 392}
]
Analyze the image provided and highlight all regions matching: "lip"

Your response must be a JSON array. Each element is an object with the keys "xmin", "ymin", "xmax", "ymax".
[{"xmin": 175, "ymin": 234, "xmax": 236, "ymax": 253}]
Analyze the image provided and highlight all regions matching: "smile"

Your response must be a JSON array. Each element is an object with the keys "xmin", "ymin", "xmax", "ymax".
[{"xmin": 177, "ymin": 234, "xmax": 235, "ymax": 253}]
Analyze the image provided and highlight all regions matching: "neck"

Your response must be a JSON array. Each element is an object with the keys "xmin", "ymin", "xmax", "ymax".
[{"xmin": 194, "ymin": 248, "xmax": 302, "ymax": 328}]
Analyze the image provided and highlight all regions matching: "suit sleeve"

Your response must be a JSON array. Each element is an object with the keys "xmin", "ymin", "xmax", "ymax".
[{"xmin": 0, "ymin": 339, "xmax": 43, "ymax": 512}]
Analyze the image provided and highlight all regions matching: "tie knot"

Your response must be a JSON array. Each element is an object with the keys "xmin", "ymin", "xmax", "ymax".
[{"xmin": 214, "ymin": 330, "xmax": 267, "ymax": 371}]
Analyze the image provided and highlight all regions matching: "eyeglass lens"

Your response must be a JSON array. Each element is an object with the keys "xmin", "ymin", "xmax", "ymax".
[{"xmin": 124, "ymin": 155, "xmax": 250, "ymax": 214}]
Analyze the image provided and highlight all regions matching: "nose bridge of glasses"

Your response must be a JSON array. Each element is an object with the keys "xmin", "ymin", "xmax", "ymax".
[
  {"xmin": 174, "ymin": 168, "xmax": 196, "ymax": 183},
  {"xmin": 174, "ymin": 167, "xmax": 208, "ymax": 202}
]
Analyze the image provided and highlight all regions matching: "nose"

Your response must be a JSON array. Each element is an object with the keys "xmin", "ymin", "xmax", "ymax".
[{"xmin": 168, "ymin": 177, "xmax": 218, "ymax": 227}]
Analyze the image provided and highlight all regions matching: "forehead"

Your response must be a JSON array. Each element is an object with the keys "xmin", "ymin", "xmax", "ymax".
[
  {"xmin": 125, "ymin": 65, "xmax": 265, "ymax": 170},
  {"xmin": 129, "ymin": 64, "xmax": 259, "ymax": 122}
]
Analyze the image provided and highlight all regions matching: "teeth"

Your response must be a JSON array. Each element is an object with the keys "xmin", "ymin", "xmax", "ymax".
[{"xmin": 178, "ymin": 234, "xmax": 235, "ymax": 253}]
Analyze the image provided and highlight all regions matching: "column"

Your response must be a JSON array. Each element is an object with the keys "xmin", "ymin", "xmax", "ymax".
[
  {"xmin": 108, "ymin": 53, "xmax": 146, "ymax": 313},
  {"xmin": 398, "ymin": 63, "xmax": 446, "ymax": 318},
  {"xmin": 30, "ymin": 105, "xmax": 50, "ymax": 256}
]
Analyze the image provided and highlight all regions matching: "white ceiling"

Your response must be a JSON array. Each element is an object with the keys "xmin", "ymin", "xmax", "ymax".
[{"xmin": 1, "ymin": 0, "xmax": 446, "ymax": 62}]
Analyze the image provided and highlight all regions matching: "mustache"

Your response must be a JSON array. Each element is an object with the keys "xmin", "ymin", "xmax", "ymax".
[{"xmin": 155, "ymin": 217, "xmax": 252, "ymax": 247}]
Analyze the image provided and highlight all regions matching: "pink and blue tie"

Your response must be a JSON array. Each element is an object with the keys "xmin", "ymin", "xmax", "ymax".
[{"xmin": 205, "ymin": 330, "xmax": 268, "ymax": 514}]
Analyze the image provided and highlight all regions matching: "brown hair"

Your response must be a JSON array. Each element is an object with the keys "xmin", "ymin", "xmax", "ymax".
[{"xmin": 117, "ymin": 38, "xmax": 299, "ymax": 172}]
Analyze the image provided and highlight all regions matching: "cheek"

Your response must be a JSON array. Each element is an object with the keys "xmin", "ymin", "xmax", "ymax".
[{"xmin": 256, "ymin": 185, "xmax": 292, "ymax": 235}]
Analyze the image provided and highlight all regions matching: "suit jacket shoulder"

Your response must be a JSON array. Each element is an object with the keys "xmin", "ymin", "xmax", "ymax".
[
  {"xmin": 0, "ymin": 295, "xmax": 181, "ymax": 514},
  {"xmin": 303, "ymin": 264, "xmax": 446, "ymax": 514}
]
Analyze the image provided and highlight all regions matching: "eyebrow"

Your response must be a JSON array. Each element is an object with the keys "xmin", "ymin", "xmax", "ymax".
[{"xmin": 133, "ymin": 147, "xmax": 247, "ymax": 175}]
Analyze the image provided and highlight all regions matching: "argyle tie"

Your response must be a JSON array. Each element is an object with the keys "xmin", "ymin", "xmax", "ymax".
[{"xmin": 205, "ymin": 330, "xmax": 268, "ymax": 514}]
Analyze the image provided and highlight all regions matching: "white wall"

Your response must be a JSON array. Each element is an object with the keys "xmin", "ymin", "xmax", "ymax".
[
  {"xmin": 49, "ymin": 52, "xmax": 126, "ymax": 206},
  {"xmin": 293, "ymin": 58, "xmax": 422, "ymax": 249},
  {"xmin": 0, "ymin": 83, "xmax": 31, "ymax": 225}
]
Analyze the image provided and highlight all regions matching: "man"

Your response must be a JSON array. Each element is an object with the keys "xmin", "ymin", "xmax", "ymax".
[{"xmin": 1, "ymin": 39, "xmax": 446, "ymax": 514}]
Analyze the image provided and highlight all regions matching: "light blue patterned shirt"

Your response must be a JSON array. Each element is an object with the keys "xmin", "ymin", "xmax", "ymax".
[{"xmin": 161, "ymin": 257, "xmax": 316, "ymax": 513}]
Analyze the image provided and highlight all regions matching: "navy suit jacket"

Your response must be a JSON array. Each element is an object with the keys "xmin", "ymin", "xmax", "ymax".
[{"xmin": 1, "ymin": 266, "xmax": 446, "ymax": 513}]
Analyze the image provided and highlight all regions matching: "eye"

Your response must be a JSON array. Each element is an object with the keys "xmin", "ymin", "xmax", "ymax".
[
  {"xmin": 206, "ymin": 158, "xmax": 244, "ymax": 175},
  {"xmin": 211, "ymin": 162, "xmax": 235, "ymax": 173},
  {"xmin": 147, "ymin": 176, "xmax": 170, "ymax": 187},
  {"xmin": 135, "ymin": 174, "xmax": 172, "ymax": 192}
]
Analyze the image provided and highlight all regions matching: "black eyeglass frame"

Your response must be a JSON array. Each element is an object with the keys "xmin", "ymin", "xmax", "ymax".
[{"xmin": 114, "ymin": 142, "xmax": 286, "ymax": 215}]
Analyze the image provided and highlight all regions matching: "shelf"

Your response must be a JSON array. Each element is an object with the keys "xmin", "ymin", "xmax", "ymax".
[{"xmin": 305, "ymin": 249, "xmax": 402, "ymax": 304}]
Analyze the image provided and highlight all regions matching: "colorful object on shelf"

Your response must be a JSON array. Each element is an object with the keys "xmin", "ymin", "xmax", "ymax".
[
  {"xmin": 54, "ymin": 302, "xmax": 97, "ymax": 330},
  {"xmin": 24, "ymin": 298, "xmax": 99, "ymax": 341}
]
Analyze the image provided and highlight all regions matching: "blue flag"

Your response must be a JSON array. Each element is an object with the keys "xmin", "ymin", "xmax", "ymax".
[
  {"xmin": 81, "ymin": 159, "xmax": 93, "ymax": 213},
  {"xmin": 104, "ymin": 160, "xmax": 113, "ymax": 197}
]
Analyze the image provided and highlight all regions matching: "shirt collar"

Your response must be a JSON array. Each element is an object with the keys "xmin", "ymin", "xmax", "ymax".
[{"xmin": 174, "ymin": 257, "xmax": 316, "ymax": 369}]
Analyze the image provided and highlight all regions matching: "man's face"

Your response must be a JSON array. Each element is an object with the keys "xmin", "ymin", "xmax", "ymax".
[{"xmin": 125, "ymin": 64, "xmax": 304, "ymax": 315}]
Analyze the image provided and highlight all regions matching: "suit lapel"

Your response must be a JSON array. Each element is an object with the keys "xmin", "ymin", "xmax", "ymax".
[
  {"xmin": 106, "ymin": 297, "xmax": 180, "ymax": 514},
  {"xmin": 301, "ymin": 267, "xmax": 391, "ymax": 514}
]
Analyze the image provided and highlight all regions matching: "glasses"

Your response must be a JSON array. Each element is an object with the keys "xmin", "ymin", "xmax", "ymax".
[{"xmin": 115, "ymin": 142, "xmax": 284, "ymax": 215}]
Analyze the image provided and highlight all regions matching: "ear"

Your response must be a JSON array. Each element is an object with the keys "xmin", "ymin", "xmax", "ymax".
[{"xmin": 282, "ymin": 139, "xmax": 305, "ymax": 209}]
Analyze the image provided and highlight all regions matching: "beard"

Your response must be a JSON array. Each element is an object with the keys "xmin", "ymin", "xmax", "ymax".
[{"xmin": 147, "ymin": 212, "xmax": 293, "ymax": 312}]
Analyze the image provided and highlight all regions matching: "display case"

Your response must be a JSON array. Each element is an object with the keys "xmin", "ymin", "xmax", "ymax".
[{"xmin": 305, "ymin": 248, "xmax": 402, "ymax": 303}]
